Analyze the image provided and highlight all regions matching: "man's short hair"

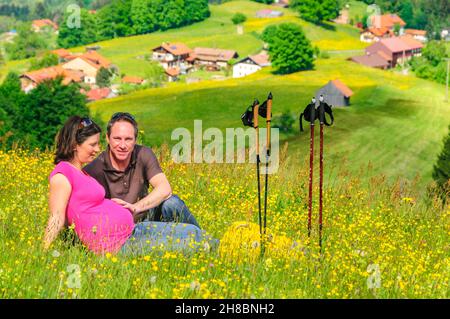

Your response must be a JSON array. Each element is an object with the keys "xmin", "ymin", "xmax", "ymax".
[{"xmin": 107, "ymin": 112, "xmax": 138, "ymax": 138}]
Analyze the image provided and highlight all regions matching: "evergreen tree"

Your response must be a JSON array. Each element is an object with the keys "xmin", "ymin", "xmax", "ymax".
[
  {"xmin": 0, "ymin": 72, "xmax": 25, "ymax": 124},
  {"xmin": 399, "ymin": 1, "xmax": 414, "ymax": 27},
  {"xmin": 33, "ymin": 1, "xmax": 49, "ymax": 19},
  {"xmin": 17, "ymin": 78, "xmax": 89, "ymax": 149},
  {"xmin": 57, "ymin": 8, "xmax": 98, "ymax": 48},
  {"xmin": 266, "ymin": 23, "xmax": 315, "ymax": 74},
  {"xmin": 432, "ymin": 125, "xmax": 450, "ymax": 199}
]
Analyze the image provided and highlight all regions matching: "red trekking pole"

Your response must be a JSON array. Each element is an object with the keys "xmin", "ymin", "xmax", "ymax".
[
  {"xmin": 317, "ymin": 95, "xmax": 334, "ymax": 250},
  {"xmin": 300, "ymin": 98, "xmax": 318, "ymax": 238}
]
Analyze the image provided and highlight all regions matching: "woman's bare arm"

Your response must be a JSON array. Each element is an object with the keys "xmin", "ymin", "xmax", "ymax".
[{"xmin": 43, "ymin": 174, "xmax": 71, "ymax": 250}]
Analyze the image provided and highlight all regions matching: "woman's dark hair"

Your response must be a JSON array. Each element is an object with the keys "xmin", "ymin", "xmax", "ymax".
[{"xmin": 54, "ymin": 116, "xmax": 102, "ymax": 164}]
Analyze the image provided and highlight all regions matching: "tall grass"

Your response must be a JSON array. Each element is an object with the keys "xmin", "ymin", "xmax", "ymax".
[{"xmin": 0, "ymin": 146, "xmax": 448, "ymax": 298}]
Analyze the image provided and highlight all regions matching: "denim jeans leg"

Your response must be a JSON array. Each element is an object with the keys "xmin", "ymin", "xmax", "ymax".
[
  {"xmin": 119, "ymin": 221, "xmax": 218, "ymax": 256},
  {"xmin": 160, "ymin": 194, "xmax": 200, "ymax": 228}
]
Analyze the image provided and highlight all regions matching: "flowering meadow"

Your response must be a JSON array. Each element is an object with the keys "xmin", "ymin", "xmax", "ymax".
[{"xmin": 0, "ymin": 146, "xmax": 448, "ymax": 299}]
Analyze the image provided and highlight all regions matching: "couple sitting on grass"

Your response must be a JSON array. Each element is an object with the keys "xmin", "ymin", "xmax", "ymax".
[{"xmin": 43, "ymin": 112, "xmax": 217, "ymax": 255}]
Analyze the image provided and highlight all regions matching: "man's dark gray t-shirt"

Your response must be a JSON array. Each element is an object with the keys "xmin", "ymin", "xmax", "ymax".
[{"xmin": 83, "ymin": 144, "xmax": 163, "ymax": 206}]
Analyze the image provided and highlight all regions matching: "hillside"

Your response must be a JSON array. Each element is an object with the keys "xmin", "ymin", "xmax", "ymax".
[{"xmin": 1, "ymin": 0, "xmax": 449, "ymax": 191}]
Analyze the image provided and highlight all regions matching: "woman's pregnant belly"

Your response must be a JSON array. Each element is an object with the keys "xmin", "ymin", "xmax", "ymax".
[{"xmin": 68, "ymin": 199, "xmax": 135, "ymax": 254}]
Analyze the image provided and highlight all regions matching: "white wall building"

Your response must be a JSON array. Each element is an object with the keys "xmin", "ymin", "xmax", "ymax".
[{"xmin": 233, "ymin": 53, "xmax": 270, "ymax": 78}]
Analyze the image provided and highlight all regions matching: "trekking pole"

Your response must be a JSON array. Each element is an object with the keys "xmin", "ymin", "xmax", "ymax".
[
  {"xmin": 241, "ymin": 100, "xmax": 263, "ymax": 249},
  {"xmin": 299, "ymin": 98, "xmax": 318, "ymax": 238},
  {"xmin": 307, "ymin": 98, "xmax": 317, "ymax": 238},
  {"xmin": 317, "ymin": 95, "xmax": 334, "ymax": 251},
  {"xmin": 318, "ymin": 97, "xmax": 324, "ymax": 250},
  {"xmin": 253, "ymin": 99, "xmax": 263, "ymax": 242},
  {"xmin": 262, "ymin": 92, "xmax": 272, "ymax": 257}
]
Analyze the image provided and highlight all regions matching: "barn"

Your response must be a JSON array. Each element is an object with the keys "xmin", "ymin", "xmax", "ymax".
[{"xmin": 315, "ymin": 79, "xmax": 354, "ymax": 107}]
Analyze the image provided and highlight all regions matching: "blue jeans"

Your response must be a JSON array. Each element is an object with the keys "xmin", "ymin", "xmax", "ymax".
[
  {"xmin": 119, "ymin": 221, "xmax": 219, "ymax": 256},
  {"xmin": 143, "ymin": 194, "xmax": 200, "ymax": 228}
]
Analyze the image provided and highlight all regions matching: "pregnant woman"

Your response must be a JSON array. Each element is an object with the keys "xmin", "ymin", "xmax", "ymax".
[{"xmin": 43, "ymin": 116, "xmax": 216, "ymax": 255}]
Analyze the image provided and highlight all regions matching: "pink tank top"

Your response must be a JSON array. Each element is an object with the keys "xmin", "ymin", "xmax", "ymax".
[{"xmin": 49, "ymin": 161, "xmax": 134, "ymax": 254}]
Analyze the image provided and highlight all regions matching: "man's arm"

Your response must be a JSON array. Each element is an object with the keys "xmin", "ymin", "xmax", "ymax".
[{"xmin": 111, "ymin": 172, "xmax": 172, "ymax": 217}]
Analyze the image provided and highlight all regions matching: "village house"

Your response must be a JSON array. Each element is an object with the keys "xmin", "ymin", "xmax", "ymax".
[
  {"xmin": 191, "ymin": 48, "xmax": 239, "ymax": 71},
  {"xmin": 232, "ymin": 53, "xmax": 271, "ymax": 78},
  {"xmin": 85, "ymin": 87, "xmax": 117, "ymax": 102},
  {"xmin": 51, "ymin": 49, "xmax": 72, "ymax": 63},
  {"xmin": 351, "ymin": 36, "xmax": 423, "ymax": 69},
  {"xmin": 360, "ymin": 27, "xmax": 393, "ymax": 43},
  {"xmin": 404, "ymin": 29, "xmax": 428, "ymax": 42},
  {"xmin": 256, "ymin": 9, "xmax": 284, "ymax": 18},
  {"xmin": 20, "ymin": 49, "xmax": 114, "ymax": 93},
  {"xmin": 122, "ymin": 76, "xmax": 146, "ymax": 85},
  {"xmin": 20, "ymin": 66, "xmax": 83, "ymax": 93},
  {"xmin": 152, "ymin": 42, "xmax": 193, "ymax": 73},
  {"xmin": 272, "ymin": 0, "xmax": 289, "ymax": 8},
  {"xmin": 315, "ymin": 79, "xmax": 354, "ymax": 107},
  {"xmin": 32, "ymin": 19, "xmax": 58, "ymax": 33},
  {"xmin": 333, "ymin": 7, "xmax": 349, "ymax": 25},
  {"xmin": 349, "ymin": 53, "xmax": 390, "ymax": 70},
  {"xmin": 165, "ymin": 67, "xmax": 181, "ymax": 82},
  {"xmin": 61, "ymin": 50, "xmax": 113, "ymax": 85},
  {"xmin": 361, "ymin": 14, "xmax": 406, "ymax": 43}
]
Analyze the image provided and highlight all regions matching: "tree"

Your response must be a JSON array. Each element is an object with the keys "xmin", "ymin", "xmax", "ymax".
[
  {"xmin": 5, "ymin": 24, "xmax": 48, "ymax": 60},
  {"xmin": 231, "ymin": 13, "xmax": 246, "ymax": 25},
  {"xmin": 272, "ymin": 111, "xmax": 295, "ymax": 133},
  {"xmin": 432, "ymin": 125, "xmax": 450, "ymax": 200},
  {"xmin": 185, "ymin": 0, "xmax": 210, "ymax": 24},
  {"xmin": 0, "ymin": 72, "xmax": 26, "ymax": 146},
  {"xmin": 422, "ymin": 41, "xmax": 447, "ymax": 67},
  {"xmin": 33, "ymin": 1, "xmax": 49, "ymax": 19},
  {"xmin": 399, "ymin": 1, "xmax": 414, "ymax": 28},
  {"xmin": 261, "ymin": 24, "xmax": 278, "ymax": 43},
  {"xmin": 157, "ymin": 0, "xmax": 186, "ymax": 30},
  {"xmin": 96, "ymin": 67, "xmax": 112, "ymax": 87},
  {"xmin": 291, "ymin": 0, "xmax": 340, "ymax": 24},
  {"xmin": 130, "ymin": 0, "xmax": 156, "ymax": 35},
  {"xmin": 265, "ymin": 23, "xmax": 315, "ymax": 74},
  {"xmin": 144, "ymin": 61, "xmax": 165, "ymax": 87},
  {"xmin": 17, "ymin": 78, "xmax": 89, "ymax": 149},
  {"xmin": 57, "ymin": 8, "xmax": 98, "ymax": 48},
  {"xmin": 29, "ymin": 52, "xmax": 59, "ymax": 71}
]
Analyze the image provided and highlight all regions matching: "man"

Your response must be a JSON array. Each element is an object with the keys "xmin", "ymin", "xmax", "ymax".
[{"xmin": 84, "ymin": 112, "xmax": 200, "ymax": 228}]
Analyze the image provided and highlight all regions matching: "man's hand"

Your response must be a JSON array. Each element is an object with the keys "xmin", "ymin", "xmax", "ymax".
[{"xmin": 111, "ymin": 198, "xmax": 138, "ymax": 214}]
